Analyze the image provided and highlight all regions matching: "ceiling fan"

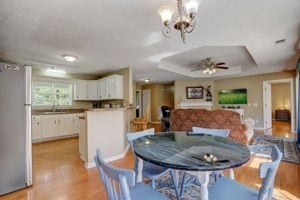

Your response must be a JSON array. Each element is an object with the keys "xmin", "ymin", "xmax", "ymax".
[{"xmin": 190, "ymin": 58, "xmax": 229, "ymax": 74}]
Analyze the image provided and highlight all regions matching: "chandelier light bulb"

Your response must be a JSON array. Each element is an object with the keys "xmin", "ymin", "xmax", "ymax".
[
  {"xmin": 185, "ymin": 0, "xmax": 200, "ymax": 14},
  {"xmin": 158, "ymin": 6, "xmax": 175, "ymax": 26}
]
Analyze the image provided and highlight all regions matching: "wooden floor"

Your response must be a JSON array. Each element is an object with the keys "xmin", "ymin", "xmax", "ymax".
[{"xmin": 0, "ymin": 122, "xmax": 299, "ymax": 200}]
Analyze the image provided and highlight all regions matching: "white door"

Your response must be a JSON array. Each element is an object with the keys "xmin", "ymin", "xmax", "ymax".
[
  {"xmin": 142, "ymin": 89, "xmax": 151, "ymax": 121},
  {"xmin": 263, "ymin": 82, "xmax": 272, "ymax": 130}
]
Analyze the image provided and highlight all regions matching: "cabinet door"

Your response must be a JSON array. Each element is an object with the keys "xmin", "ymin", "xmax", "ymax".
[
  {"xmin": 41, "ymin": 117, "xmax": 59, "ymax": 138},
  {"xmin": 32, "ymin": 120, "xmax": 42, "ymax": 140},
  {"xmin": 97, "ymin": 79, "xmax": 106, "ymax": 100},
  {"xmin": 105, "ymin": 75, "xmax": 123, "ymax": 99},
  {"xmin": 87, "ymin": 80, "xmax": 98, "ymax": 100},
  {"xmin": 58, "ymin": 114, "xmax": 74, "ymax": 136},
  {"xmin": 74, "ymin": 80, "xmax": 88, "ymax": 100},
  {"xmin": 73, "ymin": 113, "xmax": 85, "ymax": 133},
  {"xmin": 105, "ymin": 77, "xmax": 114, "ymax": 99}
]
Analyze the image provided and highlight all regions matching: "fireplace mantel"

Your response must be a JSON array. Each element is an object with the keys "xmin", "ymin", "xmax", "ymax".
[{"xmin": 178, "ymin": 101, "xmax": 213, "ymax": 110}]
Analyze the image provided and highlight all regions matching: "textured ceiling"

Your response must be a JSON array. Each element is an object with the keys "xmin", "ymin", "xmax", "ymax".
[{"xmin": 0, "ymin": 0, "xmax": 299, "ymax": 83}]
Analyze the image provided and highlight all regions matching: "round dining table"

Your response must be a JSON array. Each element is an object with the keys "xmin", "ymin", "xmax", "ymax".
[{"xmin": 132, "ymin": 131, "xmax": 251, "ymax": 200}]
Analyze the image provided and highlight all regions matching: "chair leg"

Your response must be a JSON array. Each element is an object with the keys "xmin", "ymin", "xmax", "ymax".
[
  {"xmin": 180, "ymin": 173, "xmax": 197, "ymax": 197},
  {"xmin": 170, "ymin": 170, "xmax": 180, "ymax": 200},
  {"xmin": 151, "ymin": 179, "xmax": 156, "ymax": 189},
  {"xmin": 180, "ymin": 172, "xmax": 187, "ymax": 197}
]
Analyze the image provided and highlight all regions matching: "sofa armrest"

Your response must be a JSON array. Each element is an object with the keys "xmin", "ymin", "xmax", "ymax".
[{"xmin": 242, "ymin": 118, "xmax": 255, "ymax": 144}]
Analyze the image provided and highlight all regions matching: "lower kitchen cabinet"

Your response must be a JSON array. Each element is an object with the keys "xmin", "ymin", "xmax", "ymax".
[
  {"xmin": 32, "ymin": 113, "xmax": 85, "ymax": 142},
  {"xmin": 32, "ymin": 116, "xmax": 42, "ymax": 140}
]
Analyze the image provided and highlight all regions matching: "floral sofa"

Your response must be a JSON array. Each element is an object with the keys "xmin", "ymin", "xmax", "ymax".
[{"xmin": 170, "ymin": 109, "xmax": 254, "ymax": 145}]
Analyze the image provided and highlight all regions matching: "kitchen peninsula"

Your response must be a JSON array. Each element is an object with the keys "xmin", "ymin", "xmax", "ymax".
[{"xmin": 79, "ymin": 107, "xmax": 134, "ymax": 168}]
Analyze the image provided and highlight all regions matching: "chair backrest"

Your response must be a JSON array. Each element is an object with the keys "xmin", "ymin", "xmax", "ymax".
[
  {"xmin": 127, "ymin": 128, "xmax": 155, "ymax": 153},
  {"xmin": 257, "ymin": 145, "xmax": 282, "ymax": 200},
  {"xmin": 192, "ymin": 126, "xmax": 230, "ymax": 137},
  {"xmin": 94, "ymin": 149, "xmax": 136, "ymax": 200}
]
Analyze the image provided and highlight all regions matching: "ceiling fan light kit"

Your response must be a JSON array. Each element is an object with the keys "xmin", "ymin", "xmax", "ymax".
[
  {"xmin": 190, "ymin": 57, "xmax": 229, "ymax": 75},
  {"xmin": 158, "ymin": 0, "xmax": 201, "ymax": 44}
]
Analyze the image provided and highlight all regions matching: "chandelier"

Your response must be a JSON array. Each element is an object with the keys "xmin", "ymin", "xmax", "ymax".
[{"xmin": 158, "ymin": 0, "xmax": 200, "ymax": 44}]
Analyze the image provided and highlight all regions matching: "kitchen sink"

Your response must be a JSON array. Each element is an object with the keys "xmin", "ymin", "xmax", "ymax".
[{"xmin": 43, "ymin": 111, "xmax": 67, "ymax": 115}]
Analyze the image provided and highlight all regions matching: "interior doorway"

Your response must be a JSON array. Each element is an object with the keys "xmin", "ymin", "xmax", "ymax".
[
  {"xmin": 142, "ymin": 89, "xmax": 151, "ymax": 121},
  {"xmin": 263, "ymin": 79, "xmax": 295, "ymax": 137},
  {"xmin": 135, "ymin": 90, "xmax": 142, "ymax": 118}
]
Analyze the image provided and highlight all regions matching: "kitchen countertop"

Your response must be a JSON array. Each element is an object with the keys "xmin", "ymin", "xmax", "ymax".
[
  {"xmin": 32, "ymin": 109, "xmax": 86, "ymax": 115},
  {"xmin": 88, "ymin": 106, "xmax": 135, "ymax": 112}
]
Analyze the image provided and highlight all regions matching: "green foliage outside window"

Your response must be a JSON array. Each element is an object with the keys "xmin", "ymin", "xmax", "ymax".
[{"xmin": 32, "ymin": 81, "xmax": 72, "ymax": 106}]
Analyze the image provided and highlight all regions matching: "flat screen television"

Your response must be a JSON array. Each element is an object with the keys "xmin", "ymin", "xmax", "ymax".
[{"xmin": 218, "ymin": 88, "xmax": 247, "ymax": 104}]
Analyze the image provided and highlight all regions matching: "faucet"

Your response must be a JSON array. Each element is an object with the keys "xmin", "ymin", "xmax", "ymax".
[{"xmin": 52, "ymin": 100, "xmax": 59, "ymax": 112}]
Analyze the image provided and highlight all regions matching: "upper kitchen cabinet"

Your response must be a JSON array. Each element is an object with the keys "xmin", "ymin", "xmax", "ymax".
[
  {"xmin": 74, "ymin": 80, "xmax": 98, "ymax": 100},
  {"xmin": 87, "ymin": 81, "xmax": 98, "ymax": 100},
  {"xmin": 97, "ymin": 78, "xmax": 106, "ymax": 100},
  {"xmin": 104, "ymin": 75, "xmax": 123, "ymax": 99}
]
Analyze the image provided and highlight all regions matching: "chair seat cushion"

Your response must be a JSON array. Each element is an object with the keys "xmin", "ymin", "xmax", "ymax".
[
  {"xmin": 130, "ymin": 182, "xmax": 168, "ymax": 200},
  {"xmin": 208, "ymin": 176, "xmax": 258, "ymax": 200}
]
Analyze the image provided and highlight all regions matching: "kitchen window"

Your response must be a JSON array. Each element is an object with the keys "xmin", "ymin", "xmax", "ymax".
[{"xmin": 32, "ymin": 80, "xmax": 73, "ymax": 106}]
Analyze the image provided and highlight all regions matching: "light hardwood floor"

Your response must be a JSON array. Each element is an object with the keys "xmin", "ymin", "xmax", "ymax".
[{"xmin": 0, "ymin": 124, "xmax": 299, "ymax": 200}]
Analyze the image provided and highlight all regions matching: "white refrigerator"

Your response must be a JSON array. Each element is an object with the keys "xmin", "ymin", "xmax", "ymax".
[{"xmin": 0, "ymin": 63, "xmax": 32, "ymax": 195}]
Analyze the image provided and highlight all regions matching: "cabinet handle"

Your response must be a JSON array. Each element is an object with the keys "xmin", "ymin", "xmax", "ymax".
[
  {"xmin": 58, "ymin": 120, "xmax": 60, "ymax": 123},
  {"xmin": 55, "ymin": 121, "xmax": 56, "ymax": 124},
  {"xmin": 37, "ymin": 122, "xmax": 39, "ymax": 125}
]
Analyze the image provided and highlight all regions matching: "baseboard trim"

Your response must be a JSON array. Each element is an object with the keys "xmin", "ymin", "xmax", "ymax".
[{"xmin": 85, "ymin": 145, "xmax": 130, "ymax": 169}]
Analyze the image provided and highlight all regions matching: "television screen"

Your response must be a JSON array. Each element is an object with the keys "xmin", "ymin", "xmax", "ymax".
[{"xmin": 218, "ymin": 88, "xmax": 247, "ymax": 104}]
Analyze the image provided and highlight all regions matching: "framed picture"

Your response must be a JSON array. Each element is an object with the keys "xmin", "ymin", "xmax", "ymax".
[{"xmin": 186, "ymin": 86, "xmax": 204, "ymax": 99}]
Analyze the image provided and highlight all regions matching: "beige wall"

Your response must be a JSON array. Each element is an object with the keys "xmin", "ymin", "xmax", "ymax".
[
  {"xmin": 213, "ymin": 71, "xmax": 295, "ymax": 128},
  {"xmin": 142, "ymin": 83, "xmax": 174, "ymax": 121},
  {"xmin": 174, "ymin": 79, "xmax": 214, "ymax": 108},
  {"xmin": 271, "ymin": 83, "xmax": 291, "ymax": 119}
]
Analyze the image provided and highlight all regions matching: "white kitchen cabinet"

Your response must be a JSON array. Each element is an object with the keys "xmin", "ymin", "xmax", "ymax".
[
  {"xmin": 58, "ymin": 114, "xmax": 74, "ymax": 136},
  {"xmin": 104, "ymin": 75, "xmax": 123, "ymax": 99},
  {"xmin": 32, "ymin": 116, "xmax": 42, "ymax": 141},
  {"xmin": 32, "ymin": 113, "xmax": 85, "ymax": 141},
  {"xmin": 87, "ymin": 81, "xmax": 98, "ymax": 100},
  {"xmin": 74, "ymin": 80, "xmax": 88, "ymax": 100},
  {"xmin": 41, "ymin": 116, "xmax": 59, "ymax": 139},
  {"xmin": 73, "ymin": 113, "xmax": 85, "ymax": 134},
  {"xmin": 97, "ymin": 79, "xmax": 106, "ymax": 100},
  {"xmin": 74, "ymin": 80, "xmax": 98, "ymax": 100}
]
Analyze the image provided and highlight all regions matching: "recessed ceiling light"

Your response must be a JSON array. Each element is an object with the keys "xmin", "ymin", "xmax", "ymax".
[
  {"xmin": 144, "ymin": 78, "xmax": 151, "ymax": 83},
  {"xmin": 46, "ymin": 67, "xmax": 66, "ymax": 74},
  {"xmin": 62, "ymin": 54, "xmax": 77, "ymax": 62}
]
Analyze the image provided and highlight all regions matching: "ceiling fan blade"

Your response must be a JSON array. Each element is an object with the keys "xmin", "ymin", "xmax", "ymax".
[
  {"xmin": 215, "ymin": 66, "xmax": 229, "ymax": 69},
  {"xmin": 215, "ymin": 62, "xmax": 226, "ymax": 65}
]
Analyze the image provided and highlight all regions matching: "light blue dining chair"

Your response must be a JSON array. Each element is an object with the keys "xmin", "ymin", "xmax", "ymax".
[
  {"xmin": 127, "ymin": 128, "xmax": 179, "ymax": 197},
  {"xmin": 94, "ymin": 149, "xmax": 168, "ymax": 200},
  {"xmin": 179, "ymin": 126, "xmax": 230, "ymax": 197},
  {"xmin": 208, "ymin": 145, "xmax": 282, "ymax": 200}
]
